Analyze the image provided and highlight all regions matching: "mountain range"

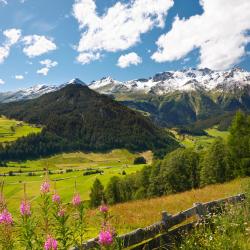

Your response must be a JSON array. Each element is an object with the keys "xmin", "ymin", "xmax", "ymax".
[
  {"xmin": 1, "ymin": 67, "xmax": 250, "ymax": 128},
  {"xmin": 0, "ymin": 83, "xmax": 178, "ymax": 161}
]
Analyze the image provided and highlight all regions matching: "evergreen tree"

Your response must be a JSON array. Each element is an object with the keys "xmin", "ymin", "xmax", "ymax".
[
  {"xmin": 89, "ymin": 178, "xmax": 105, "ymax": 208},
  {"xmin": 200, "ymin": 138, "xmax": 233, "ymax": 186},
  {"xmin": 105, "ymin": 177, "xmax": 122, "ymax": 205},
  {"xmin": 228, "ymin": 111, "xmax": 250, "ymax": 176},
  {"xmin": 159, "ymin": 148, "xmax": 200, "ymax": 194}
]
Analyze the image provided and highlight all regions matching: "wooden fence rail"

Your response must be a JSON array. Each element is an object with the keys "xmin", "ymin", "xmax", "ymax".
[{"xmin": 72, "ymin": 193, "xmax": 246, "ymax": 250}]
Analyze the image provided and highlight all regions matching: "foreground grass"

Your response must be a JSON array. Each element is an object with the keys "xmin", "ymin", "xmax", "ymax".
[
  {"xmin": 0, "ymin": 116, "xmax": 41, "ymax": 143},
  {"xmin": 86, "ymin": 178, "xmax": 249, "ymax": 237},
  {"xmin": 175, "ymin": 186, "xmax": 250, "ymax": 250}
]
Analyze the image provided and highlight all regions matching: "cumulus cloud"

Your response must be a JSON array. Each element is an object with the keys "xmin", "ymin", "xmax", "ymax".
[
  {"xmin": 0, "ymin": 79, "xmax": 5, "ymax": 84},
  {"xmin": 117, "ymin": 52, "xmax": 142, "ymax": 68},
  {"xmin": 37, "ymin": 59, "xmax": 58, "ymax": 76},
  {"xmin": 22, "ymin": 35, "xmax": 57, "ymax": 57},
  {"xmin": 72, "ymin": 0, "xmax": 173, "ymax": 64},
  {"xmin": 0, "ymin": 28, "xmax": 21, "ymax": 63},
  {"xmin": 0, "ymin": 29, "xmax": 57, "ymax": 63},
  {"xmin": 15, "ymin": 75, "xmax": 24, "ymax": 80},
  {"xmin": 76, "ymin": 52, "xmax": 101, "ymax": 65},
  {"xmin": 152, "ymin": 0, "xmax": 250, "ymax": 70},
  {"xmin": 0, "ymin": 0, "xmax": 7, "ymax": 6}
]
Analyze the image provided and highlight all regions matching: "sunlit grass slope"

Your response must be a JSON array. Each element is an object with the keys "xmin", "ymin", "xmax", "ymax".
[
  {"xmin": 0, "ymin": 116, "xmax": 41, "ymax": 143},
  {"xmin": 173, "ymin": 127, "xmax": 229, "ymax": 149},
  {"xmin": 87, "ymin": 178, "xmax": 249, "ymax": 236},
  {"xmin": 1, "ymin": 150, "xmax": 152, "ymax": 213}
]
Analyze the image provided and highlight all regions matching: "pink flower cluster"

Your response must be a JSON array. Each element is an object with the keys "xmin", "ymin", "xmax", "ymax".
[
  {"xmin": 52, "ymin": 193, "xmax": 60, "ymax": 204},
  {"xmin": 99, "ymin": 204, "xmax": 109, "ymax": 213},
  {"xmin": 44, "ymin": 236, "xmax": 58, "ymax": 250},
  {"xmin": 57, "ymin": 207, "xmax": 65, "ymax": 217},
  {"xmin": 0, "ymin": 209, "xmax": 13, "ymax": 225},
  {"xmin": 20, "ymin": 200, "xmax": 31, "ymax": 216},
  {"xmin": 40, "ymin": 181, "xmax": 50, "ymax": 194},
  {"xmin": 98, "ymin": 229, "xmax": 113, "ymax": 246},
  {"xmin": 72, "ymin": 193, "xmax": 81, "ymax": 206}
]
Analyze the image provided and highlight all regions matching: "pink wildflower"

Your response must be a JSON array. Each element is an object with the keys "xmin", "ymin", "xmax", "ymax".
[
  {"xmin": 44, "ymin": 235, "xmax": 58, "ymax": 250},
  {"xmin": 72, "ymin": 193, "xmax": 81, "ymax": 206},
  {"xmin": 52, "ymin": 193, "xmax": 60, "ymax": 204},
  {"xmin": 57, "ymin": 207, "xmax": 65, "ymax": 217},
  {"xmin": 0, "ymin": 209, "xmax": 13, "ymax": 225},
  {"xmin": 20, "ymin": 200, "xmax": 31, "ymax": 216},
  {"xmin": 40, "ymin": 181, "xmax": 50, "ymax": 194},
  {"xmin": 99, "ymin": 204, "xmax": 109, "ymax": 213},
  {"xmin": 98, "ymin": 229, "xmax": 113, "ymax": 246}
]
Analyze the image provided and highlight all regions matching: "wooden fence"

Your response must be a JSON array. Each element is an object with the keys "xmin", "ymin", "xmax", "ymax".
[{"xmin": 72, "ymin": 193, "xmax": 246, "ymax": 250}]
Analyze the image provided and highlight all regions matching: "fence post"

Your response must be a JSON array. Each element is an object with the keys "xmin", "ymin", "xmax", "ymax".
[
  {"xmin": 193, "ymin": 202, "xmax": 206, "ymax": 221},
  {"xmin": 162, "ymin": 211, "xmax": 172, "ymax": 227}
]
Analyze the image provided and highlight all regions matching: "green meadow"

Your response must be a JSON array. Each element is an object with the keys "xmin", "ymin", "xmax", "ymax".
[
  {"xmin": 174, "ymin": 127, "xmax": 229, "ymax": 149},
  {"xmin": 0, "ymin": 116, "xmax": 41, "ymax": 143}
]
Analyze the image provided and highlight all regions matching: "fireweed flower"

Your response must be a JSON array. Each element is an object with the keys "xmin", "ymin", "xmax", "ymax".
[
  {"xmin": 20, "ymin": 200, "xmax": 31, "ymax": 216},
  {"xmin": 57, "ymin": 207, "xmax": 65, "ymax": 217},
  {"xmin": 98, "ymin": 229, "xmax": 113, "ymax": 246},
  {"xmin": 99, "ymin": 204, "xmax": 109, "ymax": 213},
  {"xmin": 72, "ymin": 193, "xmax": 81, "ymax": 206},
  {"xmin": 0, "ymin": 209, "xmax": 13, "ymax": 225},
  {"xmin": 44, "ymin": 235, "xmax": 58, "ymax": 250},
  {"xmin": 52, "ymin": 193, "xmax": 60, "ymax": 204},
  {"xmin": 40, "ymin": 181, "xmax": 50, "ymax": 194}
]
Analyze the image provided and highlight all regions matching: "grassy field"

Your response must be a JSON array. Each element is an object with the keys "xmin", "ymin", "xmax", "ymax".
[
  {"xmin": 0, "ymin": 116, "xmax": 41, "ymax": 143},
  {"xmin": 1, "ymin": 149, "xmax": 152, "ymax": 213},
  {"xmin": 172, "ymin": 127, "xmax": 230, "ymax": 149},
  {"xmin": 4, "ymin": 149, "xmax": 153, "ymax": 174},
  {"xmin": 86, "ymin": 177, "xmax": 249, "ymax": 236}
]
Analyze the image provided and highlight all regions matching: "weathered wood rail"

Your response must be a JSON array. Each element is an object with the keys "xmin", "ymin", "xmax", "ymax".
[{"xmin": 72, "ymin": 193, "xmax": 246, "ymax": 250}]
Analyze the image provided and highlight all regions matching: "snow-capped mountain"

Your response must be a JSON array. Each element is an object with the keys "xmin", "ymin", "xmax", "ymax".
[
  {"xmin": 89, "ymin": 68, "xmax": 250, "ymax": 96},
  {"xmin": 0, "ymin": 68, "xmax": 250, "ymax": 104},
  {"xmin": 0, "ymin": 78, "xmax": 85, "ymax": 103}
]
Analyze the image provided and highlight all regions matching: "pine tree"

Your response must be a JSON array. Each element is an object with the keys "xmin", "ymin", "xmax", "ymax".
[
  {"xmin": 89, "ymin": 178, "xmax": 104, "ymax": 208},
  {"xmin": 200, "ymin": 138, "xmax": 233, "ymax": 186},
  {"xmin": 228, "ymin": 111, "xmax": 250, "ymax": 176}
]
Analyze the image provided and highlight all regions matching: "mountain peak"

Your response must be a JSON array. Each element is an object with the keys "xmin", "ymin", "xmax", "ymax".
[{"xmin": 67, "ymin": 78, "xmax": 85, "ymax": 85}]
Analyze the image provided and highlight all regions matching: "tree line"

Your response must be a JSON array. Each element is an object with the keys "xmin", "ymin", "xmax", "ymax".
[{"xmin": 89, "ymin": 111, "xmax": 250, "ymax": 207}]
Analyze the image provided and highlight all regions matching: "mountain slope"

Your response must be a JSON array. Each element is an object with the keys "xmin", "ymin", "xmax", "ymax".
[
  {"xmin": 1, "ymin": 68, "xmax": 250, "ymax": 128},
  {"xmin": 0, "ymin": 83, "xmax": 178, "ymax": 160}
]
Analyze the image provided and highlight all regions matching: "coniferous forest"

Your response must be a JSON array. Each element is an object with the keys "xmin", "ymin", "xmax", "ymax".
[{"xmin": 89, "ymin": 111, "xmax": 250, "ymax": 207}]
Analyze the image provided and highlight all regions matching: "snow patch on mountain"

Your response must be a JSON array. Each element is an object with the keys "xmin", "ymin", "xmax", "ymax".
[
  {"xmin": 0, "ymin": 68, "xmax": 250, "ymax": 103},
  {"xmin": 89, "ymin": 68, "xmax": 250, "ymax": 95}
]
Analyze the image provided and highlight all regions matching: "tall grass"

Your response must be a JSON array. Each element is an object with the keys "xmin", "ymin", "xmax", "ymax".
[{"xmin": 175, "ymin": 184, "xmax": 250, "ymax": 250}]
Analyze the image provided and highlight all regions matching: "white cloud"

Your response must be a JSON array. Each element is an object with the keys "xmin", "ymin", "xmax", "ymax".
[
  {"xmin": 37, "ymin": 59, "xmax": 58, "ymax": 76},
  {"xmin": 72, "ymin": 0, "xmax": 173, "ymax": 64},
  {"xmin": 22, "ymin": 35, "xmax": 57, "ymax": 57},
  {"xmin": 0, "ymin": 0, "xmax": 7, "ymax": 6},
  {"xmin": 76, "ymin": 52, "xmax": 101, "ymax": 64},
  {"xmin": 117, "ymin": 52, "xmax": 142, "ymax": 68},
  {"xmin": 0, "ymin": 28, "xmax": 21, "ymax": 63},
  {"xmin": 3, "ymin": 29, "xmax": 22, "ymax": 45},
  {"xmin": 15, "ymin": 75, "xmax": 24, "ymax": 80},
  {"xmin": 0, "ymin": 78, "xmax": 5, "ymax": 84},
  {"xmin": 152, "ymin": 0, "xmax": 250, "ymax": 70}
]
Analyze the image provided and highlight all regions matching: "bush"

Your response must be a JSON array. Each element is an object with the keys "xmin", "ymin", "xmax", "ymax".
[
  {"xmin": 134, "ymin": 156, "xmax": 147, "ymax": 165},
  {"xmin": 83, "ymin": 169, "xmax": 104, "ymax": 176}
]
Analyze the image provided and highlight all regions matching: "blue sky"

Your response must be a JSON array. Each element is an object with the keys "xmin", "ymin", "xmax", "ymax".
[{"xmin": 0, "ymin": 0, "xmax": 250, "ymax": 91}]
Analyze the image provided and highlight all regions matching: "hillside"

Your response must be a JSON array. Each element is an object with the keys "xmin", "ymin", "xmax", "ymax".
[
  {"xmin": 87, "ymin": 178, "xmax": 249, "ymax": 235},
  {"xmin": 0, "ymin": 83, "xmax": 178, "ymax": 160},
  {"xmin": 1, "ymin": 68, "xmax": 249, "ymax": 128}
]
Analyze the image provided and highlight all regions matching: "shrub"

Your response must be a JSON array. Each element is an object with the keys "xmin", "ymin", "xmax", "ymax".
[{"xmin": 134, "ymin": 156, "xmax": 147, "ymax": 165}]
